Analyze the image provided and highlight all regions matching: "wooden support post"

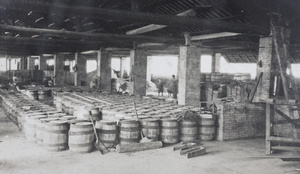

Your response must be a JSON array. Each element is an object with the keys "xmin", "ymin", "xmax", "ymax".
[{"xmin": 266, "ymin": 103, "xmax": 273, "ymax": 154}]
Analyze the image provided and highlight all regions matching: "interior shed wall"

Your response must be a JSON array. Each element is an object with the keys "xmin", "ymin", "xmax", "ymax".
[{"xmin": 216, "ymin": 102, "xmax": 266, "ymax": 141}]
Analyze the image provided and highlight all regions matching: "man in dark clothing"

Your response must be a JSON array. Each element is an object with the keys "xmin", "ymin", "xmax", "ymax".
[{"xmin": 171, "ymin": 75, "xmax": 178, "ymax": 99}]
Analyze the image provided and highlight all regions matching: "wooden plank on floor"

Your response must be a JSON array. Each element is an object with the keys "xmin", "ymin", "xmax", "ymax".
[
  {"xmin": 271, "ymin": 146, "xmax": 300, "ymax": 151},
  {"xmin": 186, "ymin": 147, "xmax": 206, "ymax": 159},
  {"xmin": 267, "ymin": 136, "xmax": 300, "ymax": 143}
]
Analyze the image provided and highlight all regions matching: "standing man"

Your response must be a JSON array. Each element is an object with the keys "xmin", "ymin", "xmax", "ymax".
[{"xmin": 172, "ymin": 74, "xmax": 178, "ymax": 99}]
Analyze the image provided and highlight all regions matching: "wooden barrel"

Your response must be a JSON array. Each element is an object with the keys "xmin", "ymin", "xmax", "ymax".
[
  {"xmin": 160, "ymin": 118, "xmax": 179, "ymax": 144},
  {"xmin": 119, "ymin": 120, "xmax": 140, "ymax": 144},
  {"xmin": 198, "ymin": 114, "xmax": 216, "ymax": 141},
  {"xmin": 43, "ymin": 120, "xmax": 69, "ymax": 151},
  {"xmin": 27, "ymin": 90, "xmax": 39, "ymax": 100},
  {"xmin": 101, "ymin": 110, "xmax": 117, "ymax": 121},
  {"xmin": 179, "ymin": 119, "xmax": 198, "ymax": 142},
  {"xmin": 36, "ymin": 118, "xmax": 59, "ymax": 145},
  {"xmin": 90, "ymin": 107, "xmax": 101, "ymax": 121},
  {"xmin": 140, "ymin": 118, "xmax": 160, "ymax": 141},
  {"xmin": 74, "ymin": 106, "xmax": 101, "ymax": 121},
  {"xmin": 68, "ymin": 122, "xmax": 95, "ymax": 153},
  {"xmin": 38, "ymin": 90, "xmax": 51, "ymax": 100},
  {"xmin": 24, "ymin": 115, "xmax": 47, "ymax": 142},
  {"xmin": 95, "ymin": 120, "xmax": 117, "ymax": 148}
]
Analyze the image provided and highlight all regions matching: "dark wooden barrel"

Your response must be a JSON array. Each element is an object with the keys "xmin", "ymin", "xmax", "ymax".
[
  {"xmin": 119, "ymin": 120, "xmax": 140, "ymax": 144},
  {"xmin": 179, "ymin": 119, "xmax": 198, "ymax": 142},
  {"xmin": 43, "ymin": 120, "xmax": 69, "ymax": 151},
  {"xmin": 140, "ymin": 118, "xmax": 160, "ymax": 141},
  {"xmin": 38, "ymin": 90, "xmax": 51, "ymax": 100},
  {"xmin": 95, "ymin": 120, "xmax": 117, "ymax": 148},
  {"xmin": 24, "ymin": 114, "xmax": 47, "ymax": 142},
  {"xmin": 198, "ymin": 114, "xmax": 216, "ymax": 141},
  {"xmin": 36, "ymin": 118, "xmax": 59, "ymax": 145},
  {"xmin": 68, "ymin": 122, "xmax": 95, "ymax": 153},
  {"xmin": 160, "ymin": 118, "xmax": 179, "ymax": 144},
  {"xmin": 27, "ymin": 90, "xmax": 39, "ymax": 100}
]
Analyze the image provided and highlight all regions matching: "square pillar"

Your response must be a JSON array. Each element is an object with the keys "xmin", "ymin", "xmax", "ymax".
[
  {"xmin": 54, "ymin": 53, "xmax": 65, "ymax": 86},
  {"xmin": 20, "ymin": 56, "xmax": 27, "ymax": 70},
  {"xmin": 27, "ymin": 56, "xmax": 35, "ymax": 70},
  {"xmin": 254, "ymin": 37, "xmax": 274, "ymax": 102},
  {"xmin": 74, "ymin": 52, "xmax": 87, "ymax": 86},
  {"xmin": 130, "ymin": 49, "xmax": 147, "ymax": 96},
  {"xmin": 212, "ymin": 53, "xmax": 221, "ymax": 73},
  {"xmin": 99, "ymin": 51, "xmax": 112, "ymax": 91},
  {"xmin": 39, "ymin": 55, "xmax": 47, "ymax": 70},
  {"xmin": 178, "ymin": 46, "xmax": 201, "ymax": 106}
]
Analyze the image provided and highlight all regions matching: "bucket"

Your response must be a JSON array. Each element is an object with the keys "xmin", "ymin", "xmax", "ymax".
[
  {"xmin": 119, "ymin": 120, "xmax": 140, "ymax": 144},
  {"xmin": 160, "ymin": 118, "xmax": 179, "ymax": 144},
  {"xmin": 95, "ymin": 120, "xmax": 117, "ymax": 148},
  {"xmin": 43, "ymin": 120, "xmax": 69, "ymax": 151},
  {"xmin": 68, "ymin": 122, "xmax": 95, "ymax": 153},
  {"xmin": 140, "ymin": 118, "xmax": 160, "ymax": 141},
  {"xmin": 198, "ymin": 114, "xmax": 216, "ymax": 141},
  {"xmin": 179, "ymin": 119, "xmax": 198, "ymax": 142}
]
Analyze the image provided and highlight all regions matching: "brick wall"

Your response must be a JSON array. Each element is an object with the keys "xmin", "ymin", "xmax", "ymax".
[{"xmin": 216, "ymin": 102, "xmax": 266, "ymax": 141}]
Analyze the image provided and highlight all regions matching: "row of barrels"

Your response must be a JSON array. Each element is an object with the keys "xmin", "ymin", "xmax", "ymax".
[
  {"xmin": 26, "ymin": 89, "xmax": 52, "ymax": 100},
  {"xmin": 22, "ymin": 113, "xmax": 216, "ymax": 153}
]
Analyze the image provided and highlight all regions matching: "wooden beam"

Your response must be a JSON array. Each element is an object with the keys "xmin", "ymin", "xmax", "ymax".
[
  {"xmin": 275, "ymin": 108, "xmax": 300, "ymax": 126},
  {"xmin": 191, "ymin": 32, "xmax": 242, "ymax": 41},
  {"xmin": 0, "ymin": 0, "xmax": 270, "ymax": 35},
  {"xmin": 126, "ymin": 9, "xmax": 196, "ymax": 35},
  {"xmin": 0, "ymin": 24, "xmax": 183, "ymax": 44}
]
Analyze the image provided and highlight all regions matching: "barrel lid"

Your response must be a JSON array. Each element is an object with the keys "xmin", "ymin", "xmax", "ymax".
[
  {"xmin": 59, "ymin": 116, "xmax": 77, "ymax": 120},
  {"xmin": 75, "ymin": 122, "xmax": 93, "ymax": 126},
  {"xmin": 97, "ymin": 120, "xmax": 116, "ymax": 124},
  {"xmin": 40, "ymin": 118, "xmax": 59, "ymax": 122},
  {"xmin": 120, "ymin": 119, "xmax": 139, "ymax": 122},
  {"xmin": 47, "ymin": 120, "xmax": 68, "ymax": 125},
  {"xmin": 200, "ymin": 114, "xmax": 213, "ymax": 119},
  {"xmin": 160, "ymin": 118, "xmax": 178, "ymax": 121},
  {"xmin": 25, "ymin": 112, "xmax": 45, "ymax": 117},
  {"xmin": 29, "ymin": 115, "xmax": 48, "ymax": 120},
  {"xmin": 141, "ymin": 118, "xmax": 159, "ymax": 122}
]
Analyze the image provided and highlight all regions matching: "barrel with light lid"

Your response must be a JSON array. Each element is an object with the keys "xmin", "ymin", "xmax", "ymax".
[
  {"xmin": 24, "ymin": 114, "xmax": 48, "ymax": 142},
  {"xmin": 68, "ymin": 122, "xmax": 95, "ymax": 153},
  {"xmin": 119, "ymin": 119, "xmax": 140, "ymax": 144},
  {"xmin": 95, "ymin": 120, "xmax": 117, "ymax": 148},
  {"xmin": 160, "ymin": 118, "xmax": 179, "ymax": 144},
  {"xmin": 140, "ymin": 118, "xmax": 160, "ymax": 141},
  {"xmin": 36, "ymin": 118, "xmax": 59, "ymax": 145},
  {"xmin": 179, "ymin": 119, "xmax": 198, "ymax": 142},
  {"xmin": 43, "ymin": 120, "xmax": 69, "ymax": 151}
]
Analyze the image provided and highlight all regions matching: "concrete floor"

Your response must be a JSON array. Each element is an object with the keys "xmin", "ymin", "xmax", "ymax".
[{"xmin": 0, "ymin": 107, "xmax": 299, "ymax": 174}]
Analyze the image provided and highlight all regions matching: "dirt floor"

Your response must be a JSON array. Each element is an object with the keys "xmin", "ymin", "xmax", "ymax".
[{"xmin": 0, "ymin": 107, "xmax": 300, "ymax": 174}]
